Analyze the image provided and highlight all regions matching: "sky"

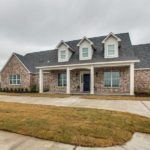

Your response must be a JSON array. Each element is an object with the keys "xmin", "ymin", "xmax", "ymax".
[{"xmin": 0, "ymin": 0, "xmax": 150, "ymax": 70}]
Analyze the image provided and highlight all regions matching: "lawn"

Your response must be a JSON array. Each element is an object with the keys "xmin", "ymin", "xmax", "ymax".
[
  {"xmin": 0, "ymin": 92, "xmax": 150, "ymax": 101},
  {"xmin": 0, "ymin": 92, "xmax": 69, "ymax": 98},
  {"xmin": 0, "ymin": 102, "xmax": 149, "ymax": 147},
  {"xmin": 81, "ymin": 95, "xmax": 150, "ymax": 101}
]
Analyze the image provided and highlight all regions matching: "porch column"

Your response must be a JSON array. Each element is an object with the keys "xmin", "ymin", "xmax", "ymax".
[
  {"xmin": 66, "ymin": 67, "xmax": 70, "ymax": 94},
  {"xmin": 130, "ymin": 63, "xmax": 134, "ymax": 95},
  {"xmin": 39, "ymin": 69, "xmax": 43, "ymax": 93},
  {"xmin": 90, "ymin": 65, "xmax": 94, "ymax": 94}
]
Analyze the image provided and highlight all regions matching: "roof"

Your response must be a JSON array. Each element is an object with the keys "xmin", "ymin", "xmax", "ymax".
[
  {"xmin": 133, "ymin": 44, "xmax": 150, "ymax": 69},
  {"xmin": 9, "ymin": 33, "xmax": 140, "ymax": 73}
]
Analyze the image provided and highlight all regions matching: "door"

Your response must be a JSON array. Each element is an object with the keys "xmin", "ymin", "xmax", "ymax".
[{"xmin": 83, "ymin": 74, "xmax": 90, "ymax": 92}]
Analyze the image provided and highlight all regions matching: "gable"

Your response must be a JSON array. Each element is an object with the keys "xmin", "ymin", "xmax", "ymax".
[
  {"xmin": 57, "ymin": 43, "xmax": 73, "ymax": 62},
  {"xmin": 1, "ymin": 54, "xmax": 30, "ymax": 74},
  {"xmin": 104, "ymin": 36, "xmax": 119, "ymax": 58}
]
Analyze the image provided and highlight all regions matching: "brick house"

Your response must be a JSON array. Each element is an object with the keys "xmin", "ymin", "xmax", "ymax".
[{"xmin": 1, "ymin": 32, "xmax": 150, "ymax": 95}]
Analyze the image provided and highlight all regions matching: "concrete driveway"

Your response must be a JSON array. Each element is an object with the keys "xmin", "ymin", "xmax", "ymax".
[{"xmin": 0, "ymin": 95, "xmax": 149, "ymax": 118}]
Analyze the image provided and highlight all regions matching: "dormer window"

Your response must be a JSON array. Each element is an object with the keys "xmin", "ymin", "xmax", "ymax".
[
  {"xmin": 82, "ymin": 48, "xmax": 89, "ymax": 58},
  {"xmin": 77, "ymin": 36, "xmax": 94, "ymax": 60},
  {"xmin": 60, "ymin": 50, "xmax": 66, "ymax": 59},
  {"xmin": 56, "ymin": 40, "xmax": 74, "ymax": 62},
  {"xmin": 102, "ymin": 33, "xmax": 121, "ymax": 59},
  {"xmin": 108, "ymin": 44, "xmax": 115, "ymax": 56}
]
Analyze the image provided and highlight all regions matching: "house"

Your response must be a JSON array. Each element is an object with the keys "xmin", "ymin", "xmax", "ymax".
[{"xmin": 1, "ymin": 32, "xmax": 150, "ymax": 95}]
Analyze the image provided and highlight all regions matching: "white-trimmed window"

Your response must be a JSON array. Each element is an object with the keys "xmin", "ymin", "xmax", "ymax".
[
  {"xmin": 9, "ymin": 75, "xmax": 21, "ymax": 85},
  {"xmin": 60, "ymin": 50, "xmax": 66, "ymax": 59},
  {"xmin": 58, "ymin": 73, "xmax": 66, "ymax": 86},
  {"xmin": 104, "ymin": 71, "xmax": 120, "ymax": 87},
  {"xmin": 108, "ymin": 44, "xmax": 115, "ymax": 56},
  {"xmin": 82, "ymin": 48, "xmax": 89, "ymax": 58}
]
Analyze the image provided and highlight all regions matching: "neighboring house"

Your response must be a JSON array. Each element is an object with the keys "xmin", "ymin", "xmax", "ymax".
[{"xmin": 1, "ymin": 32, "xmax": 150, "ymax": 95}]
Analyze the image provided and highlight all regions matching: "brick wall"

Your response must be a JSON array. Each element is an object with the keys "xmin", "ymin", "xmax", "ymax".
[
  {"xmin": 135, "ymin": 69, "xmax": 150, "ymax": 91},
  {"xmin": 48, "ymin": 70, "xmax": 66, "ymax": 93},
  {"xmin": 1, "ymin": 55, "xmax": 31, "ymax": 89},
  {"xmin": 94, "ymin": 67, "xmax": 130, "ymax": 95}
]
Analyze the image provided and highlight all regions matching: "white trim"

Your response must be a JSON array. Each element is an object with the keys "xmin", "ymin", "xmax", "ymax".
[
  {"xmin": 56, "ymin": 40, "xmax": 69, "ymax": 49},
  {"xmin": 56, "ymin": 40, "xmax": 74, "ymax": 52},
  {"xmin": 1, "ymin": 53, "xmax": 31, "ymax": 73},
  {"xmin": 105, "ymin": 44, "xmax": 118, "ymax": 58},
  {"xmin": 66, "ymin": 67, "xmax": 70, "ymax": 94},
  {"xmin": 36, "ymin": 60, "xmax": 140, "ymax": 70},
  {"xmin": 77, "ymin": 36, "xmax": 93, "ymax": 46},
  {"xmin": 130, "ymin": 63, "xmax": 134, "ymax": 95},
  {"xmin": 102, "ymin": 32, "xmax": 121, "ymax": 43},
  {"xmin": 135, "ymin": 68, "xmax": 150, "ymax": 70},
  {"xmin": 90, "ymin": 66, "xmax": 94, "ymax": 94},
  {"xmin": 39, "ymin": 69, "xmax": 43, "ymax": 93}
]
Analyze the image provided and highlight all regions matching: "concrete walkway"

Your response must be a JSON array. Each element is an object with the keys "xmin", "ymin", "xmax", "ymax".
[
  {"xmin": 0, "ymin": 131, "xmax": 150, "ymax": 150},
  {"xmin": 0, "ymin": 95, "xmax": 150, "ymax": 150},
  {"xmin": 0, "ymin": 95, "xmax": 149, "ymax": 118}
]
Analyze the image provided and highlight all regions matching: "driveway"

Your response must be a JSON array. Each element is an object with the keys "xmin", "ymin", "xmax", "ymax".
[{"xmin": 0, "ymin": 95, "xmax": 149, "ymax": 118}]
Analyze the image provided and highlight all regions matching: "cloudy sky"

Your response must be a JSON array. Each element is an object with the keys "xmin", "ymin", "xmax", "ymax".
[{"xmin": 0, "ymin": 0, "xmax": 150, "ymax": 69}]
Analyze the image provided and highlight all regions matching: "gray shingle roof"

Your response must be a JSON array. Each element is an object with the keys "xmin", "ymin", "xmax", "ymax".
[
  {"xmin": 133, "ymin": 44, "xmax": 150, "ymax": 69},
  {"xmin": 14, "ymin": 33, "xmax": 139, "ymax": 73}
]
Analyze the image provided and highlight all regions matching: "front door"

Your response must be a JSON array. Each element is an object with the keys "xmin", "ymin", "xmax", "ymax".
[{"xmin": 83, "ymin": 74, "xmax": 90, "ymax": 92}]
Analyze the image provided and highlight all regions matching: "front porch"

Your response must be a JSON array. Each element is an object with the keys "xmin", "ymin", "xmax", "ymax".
[{"xmin": 38, "ymin": 62, "xmax": 135, "ymax": 95}]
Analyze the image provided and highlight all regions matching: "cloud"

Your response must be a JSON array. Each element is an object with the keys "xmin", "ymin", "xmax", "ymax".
[{"xmin": 0, "ymin": 0, "xmax": 150, "ymax": 69}]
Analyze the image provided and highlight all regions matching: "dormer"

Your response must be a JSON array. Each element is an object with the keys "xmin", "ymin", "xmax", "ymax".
[
  {"xmin": 77, "ymin": 36, "xmax": 94, "ymax": 60},
  {"xmin": 56, "ymin": 40, "xmax": 74, "ymax": 62},
  {"xmin": 102, "ymin": 32, "xmax": 121, "ymax": 58}
]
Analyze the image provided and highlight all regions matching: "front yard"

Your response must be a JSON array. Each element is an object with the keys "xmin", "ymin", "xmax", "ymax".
[
  {"xmin": 81, "ymin": 95, "xmax": 150, "ymax": 101},
  {"xmin": 0, "ymin": 92, "xmax": 69, "ymax": 98},
  {"xmin": 0, "ymin": 92, "xmax": 150, "ymax": 101},
  {"xmin": 0, "ymin": 102, "xmax": 149, "ymax": 147}
]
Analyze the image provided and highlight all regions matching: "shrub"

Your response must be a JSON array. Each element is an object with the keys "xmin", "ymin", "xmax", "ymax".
[
  {"xmin": 30, "ymin": 85, "xmax": 38, "ymax": 93},
  {"xmin": 135, "ymin": 90, "xmax": 150, "ymax": 97},
  {"xmin": 3, "ymin": 88, "xmax": 6, "ymax": 92},
  {"xmin": 14, "ymin": 88, "xmax": 18, "ymax": 93},
  {"xmin": 25, "ymin": 88, "xmax": 29, "ymax": 93},
  {"xmin": 20, "ymin": 88, "xmax": 24, "ymax": 93},
  {"xmin": 44, "ymin": 88, "xmax": 49, "ymax": 92},
  {"xmin": 10, "ymin": 88, "xmax": 13, "ymax": 92}
]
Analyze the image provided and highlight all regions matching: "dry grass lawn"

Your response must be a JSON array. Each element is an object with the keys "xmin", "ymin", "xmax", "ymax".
[
  {"xmin": 0, "ymin": 102, "xmax": 149, "ymax": 147},
  {"xmin": 0, "ymin": 92, "xmax": 69, "ymax": 98},
  {"xmin": 81, "ymin": 95, "xmax": 150, "ymax": 101}
]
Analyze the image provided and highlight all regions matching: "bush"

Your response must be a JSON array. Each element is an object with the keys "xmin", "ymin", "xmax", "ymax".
[
  {"xmin": 10, "ymin": 88, "xmax": 13, "ymax": 92},
  {"xmin": 44, "ymin": 88, "xmax": 49, "ymax": 92},
  {"xmin": 30, "ymin": 85, "xmax": 38, "ymax": 93},
  {"xmin": 135, "ymin": 90, "xmax": 150, "ymax": 97},
  {"xmin": 25, "ymin": 88, "xmax": 29, "ymax": 93}
]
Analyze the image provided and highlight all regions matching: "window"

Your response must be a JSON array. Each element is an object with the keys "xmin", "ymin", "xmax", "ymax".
[
  {"xmin": 60, "ymin": 50, "xmax": 66, "ymax": 59},
  {"xmin": 104, "ymin": 71, "xmax": 120, "ymax": 87},
  {"xmin": 82, "ymin": 48, "xmax": 89, "ymax": 58},
  {"xmin": 58, "ymin": 73, "xmax": 66, "ymax": 86},
  {"xmin": 107, "ymin": 44, "xmax": 115, "ymax": 56},
  {"xmin": 9, "ymin": 75, "xmax": 21, "ymax": 85}
]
